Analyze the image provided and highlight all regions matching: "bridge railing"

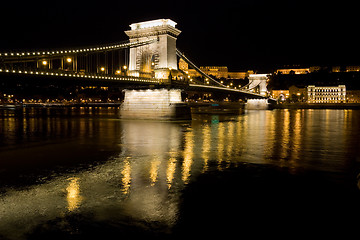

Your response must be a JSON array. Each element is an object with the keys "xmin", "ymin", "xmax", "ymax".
[{"xmin": 0, "ymin": 66, "xmax": 162, "ymax": 84}]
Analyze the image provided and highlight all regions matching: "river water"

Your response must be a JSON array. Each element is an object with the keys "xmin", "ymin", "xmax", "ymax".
[{"xmin": 0, "ymin": 108, "xmax": 359, "ymax": 239}]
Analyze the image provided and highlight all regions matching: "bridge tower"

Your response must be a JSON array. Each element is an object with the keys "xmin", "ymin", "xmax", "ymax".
[
  {"xmin": 125, "ymin": 19, "xmax": 181, "ymax": 80},
  {"xmin": 248, "ymin": 74, "xmax": 269, "ymax": 96}
]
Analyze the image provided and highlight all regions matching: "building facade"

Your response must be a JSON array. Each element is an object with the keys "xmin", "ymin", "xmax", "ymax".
[
  {"xmin": 289, "ymin": 85, "xmax": 307, "ymax": 102},
  {"xmin": 200, "ymin": 66, "xmax": 228, "ymax": 79},
  {"xmin": 346, "ymin": 66, "xmax": 360, "ymax": 72},
  {"xmin": 307, "ymin": 85, "xmax": 346, "ymax": 103},
  {"xmin": 271, "ymin": 90, "xmax": 289, "ymax": 100},
  {"xmin": 276, "ymin": 68, "xmax": 310, "ymax": 74},
  {"xmin": 346, "ymin": 90, "xmax": 360, "ymax": 103}
]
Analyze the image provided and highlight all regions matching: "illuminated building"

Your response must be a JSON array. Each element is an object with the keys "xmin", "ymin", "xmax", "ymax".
[
  {"xmin": 307, "ymin": 85, "xmax": 346, "ymax": 103},
  {"xmin": 289, "ymin": 85, "xmax": 307, "ymax": 101},
  {"xmin": 186, "ymin": 69, "xmax": 201, "ymax": 77},
  {"xmin": 309, "ymin": 66, "xmax": 321, "ymax": 72},
  {"xmin": 332, "ymin": 66, "xmax": 341, "ymax": 72},
  {"xmin": 271, "ymin": 90, "xmax": 289, "ymax": 100},
  {"xmin": 346, "ymin": 90, "xmax": 360, "ymax": 103},
  {"xmin": 346, "ymin": 66, "xmax": 360, "ymax": 72},
  {"xmin": 200, "ymin": 66, "xmax": 228, "ymax": 79},
  {"xmin": 228, "ymin": 72, "xmax": 246, "ymax": 79},
  {"xmin": 178, "ymin": 59, "xmax": 201, "ymax": 78},
  {"xmin": 228, "ymin": 70, "xmax": 254, "ymax": 79},
  {"xmin": 180, "ymin": 61, "xmax": 252, "ymax": 80},
  {"xmin": 178, "ymin": 58, "xmax": 188, "ymax": 72},
  {"xmin": 276, "ymin": 68, "xmax": 309, "ymax": 74}
]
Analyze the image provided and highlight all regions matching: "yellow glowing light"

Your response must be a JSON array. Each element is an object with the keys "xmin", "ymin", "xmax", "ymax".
[
  {"xmin": 167, "ymin": 158, "xmax": 177, "ymax": 189},
  {"xmin": 202, "ymin": 125, "xmax": 211, "ymax": 173},
  {"xmin": 66, "ymin": 177, "xmax": 82, "ymax": 212},
  {"xmin": 182, "ymin": 131, "xmax": 194, "ymax": 184},
  {"xmin": 66, "ymin": 58, "xmax": 72, "ymax": 63},
  {"xmin": 42, "ymin": 60, "xmax": 48, "ymax": 65},
  {"xmin": 123, "ymin": 65, "xmax": 127, "ymax": 70},
  {"xmin": 150, "ymin": 158, "xmax": 161, "ymax": 186},
  {"xmin": 121, "ymin": 158, "xmax": 131, "ymax": 194},
  {"xmin": 100, "ymin": 67, "xmax": 105, "ymax": 71}
]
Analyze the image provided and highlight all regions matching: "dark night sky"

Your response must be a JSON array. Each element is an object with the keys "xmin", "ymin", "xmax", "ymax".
[{"xmin": 0, "ymin": 0, "xmax": 357, "ymax": 72}]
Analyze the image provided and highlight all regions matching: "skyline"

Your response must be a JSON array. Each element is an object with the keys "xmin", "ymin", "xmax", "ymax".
[{"xmin": 0, "ymin": 0, "xmax": 357, "ymax": 72}]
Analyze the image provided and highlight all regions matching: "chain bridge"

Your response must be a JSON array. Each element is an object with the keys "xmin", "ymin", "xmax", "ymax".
[{"xmin": 0, "ymin": 19, "xmax": 274, "ymax": 118}]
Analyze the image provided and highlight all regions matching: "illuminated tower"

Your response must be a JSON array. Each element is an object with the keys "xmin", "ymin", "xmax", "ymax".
[{"xmin": 125, "ymin": 19, "xmax": 181, "ymax": 79}]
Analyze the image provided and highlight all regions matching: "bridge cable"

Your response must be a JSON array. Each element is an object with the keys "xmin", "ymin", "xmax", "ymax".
[
  {"xmin": 0, "ymin": 38, "xmax": 158, "ymax": 61},
  {"xmin": 175, "ymin": 49, "xmax": 227, "ymax": 88}
]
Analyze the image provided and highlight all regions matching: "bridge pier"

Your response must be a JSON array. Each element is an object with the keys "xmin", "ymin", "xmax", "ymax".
[
  {"xmin": 120, "ymin": 89, "xmax": 191, "ymax": 120},
  {"xmin": 246, "ymin": 99, "xmax": 269, "ymax": 110}
]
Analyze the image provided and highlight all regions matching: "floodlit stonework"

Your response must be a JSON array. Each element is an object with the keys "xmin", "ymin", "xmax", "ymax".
[
  {"xmin": 120, "ymin": 89, "xmax": 190, "ymax": 120},
  {"xmin": 125, "ymin": 19, "xmax": 181, "ymax": 79},
  {"xmin": 307, "ymin": 85, "xmax": 346, "ymax": 103}
]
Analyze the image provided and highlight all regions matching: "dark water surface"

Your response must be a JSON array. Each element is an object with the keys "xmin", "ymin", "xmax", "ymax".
[{"xmin": 0, "ymin": 108, "xmax": 360, "ymax": 239}]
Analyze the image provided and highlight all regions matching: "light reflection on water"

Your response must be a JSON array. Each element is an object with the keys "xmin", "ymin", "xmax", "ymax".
[{"xmin": 0, "ymin": 108, "xmax": 359, "ymax": 239}]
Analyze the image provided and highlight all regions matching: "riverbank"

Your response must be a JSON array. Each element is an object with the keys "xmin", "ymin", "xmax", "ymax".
[
  {"xmin": 274, "ymin": 102, "xmax": 360, "ymax": 109},
  {"xmin": 2, "ymin": 102, "xmax": 360, "ymax": 110}
]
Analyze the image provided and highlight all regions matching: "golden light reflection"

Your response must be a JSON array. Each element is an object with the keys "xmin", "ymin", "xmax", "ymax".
[
  {"xmin": 167, "ymin": 157, "xmax": 177, "ymax": 189},
  {"xmin": 202, "ymin": 125, "xmax": 211, "ymax": 173},
  {"xmin": 343, "ymin": 109, "xmax": 352, "ymax": 131},
  {"xmin": 150, "ymin": 158, "xmax": 161, "ymax": 186},
  {"xmin": 264, "ymin": 110, "xmax": 276, "ymax": 159},
  {"xmin": 291, "ymin": 110, "xmax": 302, "ymax": 165},
  {"xmin": 226, "ymin": 122, "xmax": 234, "ymax": 168},
  {"xmin": 182, "ymin": 130, "xmax": 194, "ymax": 184},
  {"xmin": 167, "ymin": 130, "xmax": 180, "ymax": 189},
  {"xmin": 121, "ymin": 157, "xmax": 131, "ymax": 194},
  {"xmin": 66, "ymin": 177, "xmax": 82, "ymax": 212},
  {"xmin": 217, "ymin": 122, "xmax": 225, "ymax": 171},
  {"xmin": 280, "ymin": 110, "xmax": 290, "ymax": 160}
]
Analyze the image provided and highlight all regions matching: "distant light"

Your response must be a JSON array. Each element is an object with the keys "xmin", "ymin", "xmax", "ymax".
[
  {"xmin": 42, "ymin": 60, "xmax": 48, "ymax": 65},
  {"xmin": 100, "ymin": 67, "xmax": 105, "ymax": 71},
  {"xmin": 66, "ymin": 58, "xmax": 72, "ymax": 63},
  {"xmin": 123, "ymin": 65, "xmax": 127, "ymax": 70}
]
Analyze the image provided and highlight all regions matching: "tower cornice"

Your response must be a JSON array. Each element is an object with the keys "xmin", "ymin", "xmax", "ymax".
[{"xmin": 125, "ymin": 25, "xmax": 181, "ymax": 39}]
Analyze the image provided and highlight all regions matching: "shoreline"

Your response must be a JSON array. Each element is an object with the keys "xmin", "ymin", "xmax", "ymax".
[
  {"xmin": 273, "ymin": 103, "xmax": 360, "ymax": 109},
  {"xmin": 1, "ymin": 102, "xmax": 360, "ymax": 110}
]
